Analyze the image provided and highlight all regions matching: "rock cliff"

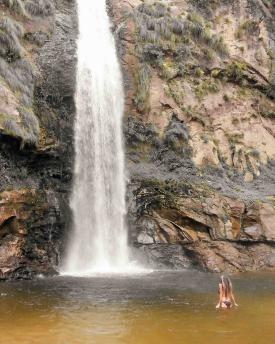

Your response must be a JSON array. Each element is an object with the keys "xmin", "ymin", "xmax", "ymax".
[
  {"xmin": 0, "ymin": 0, "xmax": 77, "ymax": 279},
  {"xmin": 110, "ymin": 0, "xmax": 275, "ymax": 272}
]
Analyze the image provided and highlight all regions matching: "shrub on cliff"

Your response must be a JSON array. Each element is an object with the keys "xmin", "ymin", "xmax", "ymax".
[
  {"xmin": 2, "ymin": 118, "xmax": 23, "ymax": 139},
  {"xmin": 0, "ymin": 59, "xmax": 34, "ymax": 106},
  {"xmin": 134, "ymin": 63, "xmax": 151, "ymax": 112},
  {"xmin": 0, "ymin": 0, "xmax": 45, "ymax": 147},
  {"xmin": 1, "ymin": 0, "xmax": 55, "ymax": 17},
  {"xmin": 164, "ymin": 115, "xmax": 189, "ymax": 151},
  {"xmin": 0, "ymin": 17, "xmax": 24, "ymax": 61},
  {"xmin": 0, "ymin": 57, "xmax": 39, "ymax": 145},
  {"xmin": 133, "ymin": 1, "xmax": 229, "ymax": 112},
  {"xmin": 266, "ymin": 83, "xmax": 275, "ymax": 100},
  {"xmin": 25, "ymin": 0, "xmax": 54, "ymax": 17},
  {"xmin": 2, "ymin": 0, "xmax": 27, "ymax": 16},
  {"xmin": 19, "ymin": 107, "xmax": 40, "ymax": 145}
]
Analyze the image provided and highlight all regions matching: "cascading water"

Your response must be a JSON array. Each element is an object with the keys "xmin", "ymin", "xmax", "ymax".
[{"xmin": 62, "ymin": 0, "xmax": 131, "ymax": 274}]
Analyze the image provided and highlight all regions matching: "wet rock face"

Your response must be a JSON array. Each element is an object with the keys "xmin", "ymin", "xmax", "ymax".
[
  {"xmin": 0, "ymin": 190, "xmax": 63, "ymax": 279},
  {"xmin": 0, "ymin": 0, "xmax": 77, "ymax": 279},
  {"xmin": 128, "ymin": 179, "xmax": 275, "ymax": 272},
  {"xmin": 111, "ymin": 0, "xmax": 275, "ymax": 272}
]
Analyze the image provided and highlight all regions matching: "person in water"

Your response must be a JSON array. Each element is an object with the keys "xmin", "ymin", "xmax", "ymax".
[{"xmin": 216, "ymin": 275, "xmax": 238, "ymax": 309}]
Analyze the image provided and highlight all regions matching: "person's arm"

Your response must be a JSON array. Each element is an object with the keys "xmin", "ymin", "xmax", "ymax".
[
  {"xmin": 230, "ymin": 292, "xmax": 238, "ymax": 307},
  {"xmin": 216, "ymin": 284, "xmax": 223, "ymax": 309}
]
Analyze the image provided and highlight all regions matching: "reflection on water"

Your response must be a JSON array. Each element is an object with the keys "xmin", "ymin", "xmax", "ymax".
[{"xmin": 0, "ymin": 271, "xmax": 274, "ymax": 344}]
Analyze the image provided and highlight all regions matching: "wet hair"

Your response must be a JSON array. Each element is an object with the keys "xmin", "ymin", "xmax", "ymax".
[{"xmin": 220, "ymin": 275, "xmax": 233, "ymax": 298}]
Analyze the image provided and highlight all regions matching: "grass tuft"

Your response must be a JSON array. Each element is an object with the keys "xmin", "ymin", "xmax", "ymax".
[
  {"xmin": 0, "ymin": 58, "xmax": 34, "ymax": 105},
  {"xmin": 235, "ymin": 20, "xmax": 259, "ymax": 40},
  {"xmin": 0, "ymin": 17, "xmax": 25, "ymax": 61},
  {"xmin": 133, "ymin": 1, "xmax": 229, "ymax": 111},
  {"xmin": 170, "ymin": 18, "xmax": 185, "ymax": 34},
  {"xmin": 225, "ymin": 61, "xmax": 247, "ymax": 82},
  {"xmin": 2, "ymin": 118, "xmax": 23, "ymax": 138},
  {"xmin": 137, "ymin": 2, "xmax": 168, "ymax": 18},
  {"xmin": 19, "ymin": 106, "xmax": 40, "ymax": 145},
  {"xmin": 211, "ymin": 36, "xmax": 228, "ymax": 57},
  {"xmin": 2, "ymin": 0, "xmax": 28, "ymax": 17},
  {"xmin": 135, "ymin": 1, "xmax": 228, "ymax": 57},
  {"xmin": 134, "ymin": 62, "xmax": 152, "ymax": 112},
  {"xmin": 25, "ymin": 0, "xmax": 54, "ymax": 17},
  {"xmin": 2, "ymin": 0, "xmax": 54, "ymax": 17}
]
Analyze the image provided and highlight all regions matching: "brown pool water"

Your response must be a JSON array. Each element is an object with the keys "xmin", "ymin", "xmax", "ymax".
[{"xmin": 0, "ymin": 271, "xmax": 274, "ymax": 344}]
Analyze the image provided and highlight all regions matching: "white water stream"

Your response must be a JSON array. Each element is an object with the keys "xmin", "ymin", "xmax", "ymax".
[{"xmin": 62, "ymin": 0, "xmax": 133, "ymax": 275}]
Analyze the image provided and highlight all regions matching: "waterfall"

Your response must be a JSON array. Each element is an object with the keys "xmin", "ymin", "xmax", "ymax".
[{"xmin": 62, "ymin": 0, "xmax": 130, "ymax": 274}]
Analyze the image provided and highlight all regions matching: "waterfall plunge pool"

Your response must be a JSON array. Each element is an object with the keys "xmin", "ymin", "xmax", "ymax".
[{"xmin": 0, "ymin": 271, "xmax": 274, "ymax": 343}]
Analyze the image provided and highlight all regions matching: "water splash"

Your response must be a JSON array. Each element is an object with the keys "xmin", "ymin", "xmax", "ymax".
[{"xmin": 62, "ymin": 0, "xmax": 138, "ymax": 275}]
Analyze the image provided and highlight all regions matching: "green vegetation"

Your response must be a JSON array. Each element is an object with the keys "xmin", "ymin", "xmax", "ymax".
[
  {"xmin": 227, "ymin": 133, "xmax": 244, "ymax": 157},
  {"xmin": 2, "ymin": 0, "xmax": 54, "ymax": 17},
  {"xmin": 134, "ymin": 178, "xmax": 192, "ymax": 215},
  {"xmin": 164, "ymin": 115, "xmax": 190, "ymax": 154},
  {"xmin": 0, "ymin": 113, "xmax": 23, "ymax": 140},
  {"xmin": 3, "ymin": 0, "xmax": 27, "ymax": 16},
  {"xmin": 0, "ymin": 106, "xmax": 40, "ymax": 146},
  {"xmin": 0, "ymin": 58, "xmax": 40, "ymax": 146},
  {"xmin": 182, "ymin": 106, "xmax": 194, "ymax": 118},
  {"xmin": 134, "ymin": 63, "xmax": 151, "ymax": 112},
  {"xmin": 2, "ymin": 118, "xmax": 23, "ymax": 138},
  {"xmin": 202, "ymin": 47, "xmax": 214, "ymax": 61},
  {"xmin": 260, "ymin": 108, "xmax": 275, "ymax": 119},
  {"xmin": 194, "ymin": 67, "xmax": 204, "ymax": 77},
  {"xmin": 0, "ymin": 59, "xmax": 34, "ymax": 106},
  {"xmin": 193, "ymin": 78, "xmax": 220, "ymax": 101},
  {"xmin": 189, "ymin": 0, "xmax": 221, "ymax": 17},
  {"xmin": 245, "ymin": 148, "xmax": 260, "ymax": 158},
  {"xmin": 223, "ymin": 93, "xmax": 230, "ymax": 102},
  {"xmin": 25, "ymin": 0, "xmax": 54, "ymax": 17},
  {"xmin": 0, "ymin": 17, "xmax": 24, "ymax": 61},
  {"xmin": 225, "ymin": 61, "xmax": 247, "ymax": 82},
  {"xmin": 235, "ymin": 20, "xmax": 259, "ymax": 40},
  {"xmin": 127, "ymin": 142, "xmax": 151, "ymax": 162},
  {"xmin": 211, "ymin": 61, "xmax": 248, "ymax": 85},
  {"xmin": 167, "ymin": 80, "xmax": 185, "ymax": 108},
  {"xmin": 266, "ymin": 195, "xmax": 275, "ymax": 207},
  {"xmin": 19, "ymin": 106, "xmax": 40, "ymax": 145},
  {"xmin": 0, "ymin": 1, "xmax": 45, "ymax": 146},
  {"xmin": 133, "ymin": 1, "xmax": 229, "ymax": 110},
  {"xmin": 187, "ymin": 12, "xmax": 204, "ymax": 26},
  {"xmin": 158, "ymin": 59, "xmax": 179, "ymax": 79},
  {"xmin": 267, "ymin": 79, "xmax": 275, "ymax": 99},
  {"xmin": 211, "ymin": 36, "xmax": 228, "ymax": 57},
  {"xmin": 266, "ymin": 48, "xmax": 275, "ymax": 60},
  {"xmin": 257, "ymin": 91, "xmax": 275, "ymax": 118}
]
